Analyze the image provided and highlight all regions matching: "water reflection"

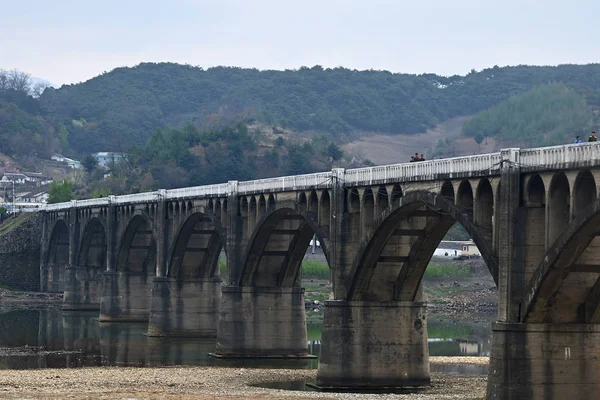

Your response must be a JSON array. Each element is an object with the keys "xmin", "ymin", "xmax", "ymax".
[{"xmin": 0, "ymin": 310, "xmax": 492, "ymax": 370}]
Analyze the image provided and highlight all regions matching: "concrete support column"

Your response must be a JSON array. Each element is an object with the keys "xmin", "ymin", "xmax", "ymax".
[
  {"xmin": 316, "ymin": 300, "xmax": 429, "ymax": 389},
  {"xmin": 147, "ymin": 277, "xmax": 222, "ymax": 337},
  {"xmin": 106, "ymin": 197, "xmax": 117, "ymax": 272},
  {"xmin": 62, "ymin": 266, "xmax": 103, "ymax": 310},
  {"xmin": 487, "ymin": 323, "xmax": 600, "ymax": 400},
  {"xmin": 99, "ymin": 272, "xmax": 152, "ymax": 322},
  {"xmin": 155, "ymin": 190, "xmax": 167, "ymax": 278},
  {"xmin": 212, "ymin": 286, "xmax": 310, "ymax": 358},
  {"xmin": 39, "ymin": 213, "xmax": 49, "ymax": 292},
  {"xmin": 497, "ymin": 148, "xmax": 521, "ymax": 322}
]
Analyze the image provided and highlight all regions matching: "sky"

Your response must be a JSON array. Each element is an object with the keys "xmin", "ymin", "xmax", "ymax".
[{"xmin": 1, "ymin": 0, "xmax": 598, "ymax": 86}]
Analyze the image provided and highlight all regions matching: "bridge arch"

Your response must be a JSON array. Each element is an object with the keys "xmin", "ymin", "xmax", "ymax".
[
  {"xmin": 522, "ymin": 197, "xmax": 600, "ymax": 323},
  {"xmin": 548, "ymin": 172, "xmax": 570, "ymax": 244},
  {"xmin": 346, "ymin": 191, "xmax": 498, "ymax": 302},
  {"xmin": 45, "ymin": 219, "xmax": 70, "ymax": 291},
  {"xmin": 573, "ymin": 169, "xmax": 596, "ymax": 219},
  {"xmin": 167, "ymin": 212, "xmax": 225, "ymax": 279},
  {"xmin": 77, "ymin": 218, "xmax": 107, "ymax": 270},
  {"xmin": 475, "ymin": 178, "xmax": 494, "ymax": 229},
  {"xmin": 238, "ymin": 203, "xmax": 330, "ymax": 287},
  {"xmin": 116, "ymin": 213, "xmax": 157, "ymax": 276}
]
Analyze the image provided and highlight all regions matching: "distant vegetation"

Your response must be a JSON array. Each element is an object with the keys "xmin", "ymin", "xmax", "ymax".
[
  {"xmin": 2, "ymin": 63, "xmax": 600, "ymax": 193},
  {"xmin": 37, "ymin": 63, "xmax": 600, "ymax": 154},
  {"xmin": 301, "ymin": 259, "xmax": 330, "ymax": 280},
  {"xmin": 85, "ymin": 123, "xmax": 345, "ymax": 195},
  {"xmin": 424, "ymin": 263, "xmax": 472, "ymax": 279},
  {"xmin": 462, "ymin": 83, "xmax": 595, "ymax": 147},
  {"xmin": 443, "ymin": 223, "xmax": 470, "ymax": 241}
]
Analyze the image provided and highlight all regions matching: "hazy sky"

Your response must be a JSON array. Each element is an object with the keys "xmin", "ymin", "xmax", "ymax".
[{"xmin": 2, "ymin": 0, "xmax": 598, "ymax": 85}]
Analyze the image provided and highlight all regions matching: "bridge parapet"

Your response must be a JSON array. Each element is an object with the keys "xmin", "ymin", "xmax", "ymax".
[
  {"xmin": 345, "ymin": 152, "xmax": 503, "ymax": 185},
  {"xmin": 237, "ymin": 171, "xmax": 332, "ymax": 194},
  {"xmin": 519, "ymin": 142, "xmax": 600, "ymax": 171},
  {"xmin": 41, "ymin": 143, "xmax": 600, "ymax": 213}
]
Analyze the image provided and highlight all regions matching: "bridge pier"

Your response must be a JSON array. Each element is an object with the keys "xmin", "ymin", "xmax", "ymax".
[
  {"xmin": 62, "ymin": 266, "xmax": 103, "ymax": 310},
  {"xmin": 211, "ymin": 286, "xmax": 311, "ymax": 358},
  {"xmin": 147, "ymin": 277, "xmax": 222, "ymax": 337},
  {"xmin": 487, "ymin": 322, "xmax": 600, "ymax": 400},
  {"xmin": 99, "ymin": 271, "xmax": 153, "ymax": 322},
  {"xmin": 316, "ymin": 300, "xmax": 429, "ymax": 389},
  {"xmin": 44, "ymin": 262, "xmax": 66, "ymax": 293}
]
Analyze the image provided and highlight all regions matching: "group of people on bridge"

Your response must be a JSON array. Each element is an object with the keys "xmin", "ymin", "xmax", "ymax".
[
  {"xmin": 574, "ymin": 131, "xmax": 597, "ymax": 143},
  {"xmin": 410, "ymin": 152, "xmax": 426, "ymax": 162}
]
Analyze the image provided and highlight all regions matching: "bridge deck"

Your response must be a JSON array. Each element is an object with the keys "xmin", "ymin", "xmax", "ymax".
[{"xmin": 44, "ymin": 142, "xmax": 600, "ymax": 211}]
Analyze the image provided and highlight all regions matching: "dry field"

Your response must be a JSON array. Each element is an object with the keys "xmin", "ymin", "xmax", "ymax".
[{"xmin": 0, "ymin": 357, "xmax": 487, "ymax": 400}]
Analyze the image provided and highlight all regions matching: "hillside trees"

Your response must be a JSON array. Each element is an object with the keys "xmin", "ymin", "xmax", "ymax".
[
  {"xmin": 462, "ymin": 83, "xmax": 594, "ymax": 146},
  {"xmin": 38, "ymin": 63, "xmax": 600, "ymax": 154}
]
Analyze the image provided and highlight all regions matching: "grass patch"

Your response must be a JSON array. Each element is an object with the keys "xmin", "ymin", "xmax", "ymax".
[
  {"xmin": 0, "ymin": 214, "xmax": 31, "ymax": 235},
  {"xmin": 301, "ymin": 259, "xmax": 330, "ymax": 280},
  {"xmin": 424, "ymin": 263, "xmax": 471, "ymax": 279},
  {"xmin": 219, "ymin": 258, "xmax": 227, "ymax": 276}
]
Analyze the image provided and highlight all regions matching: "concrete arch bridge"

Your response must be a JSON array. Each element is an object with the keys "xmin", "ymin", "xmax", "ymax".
[{"xmin": 41, "ymin": 143, "xmax": 600, "ymax": 399}]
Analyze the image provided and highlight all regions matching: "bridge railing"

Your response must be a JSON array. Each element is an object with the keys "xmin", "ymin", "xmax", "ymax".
[
  {"xmin": 344, "ymin": 152, "xmax": 502, "ymax": 185},
  {"xmin": 519, "ymin": 142, "xmax": 600, "ymax": 170},
  {"xmin": 166, "ymin": 183, "xmax": 229, "ymax": 200},
  {"xmin": 237, "ymin": 171, "xmax": 332, "ymax": 194},
  {"xmin": 41, "ymin": 143, "xmax": 600, "ymax": 212}
]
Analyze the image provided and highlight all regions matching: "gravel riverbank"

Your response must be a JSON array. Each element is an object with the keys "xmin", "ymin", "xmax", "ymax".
[{"xmin": 0, "ymin": 357, "xmax": 488, "ymax": 399}]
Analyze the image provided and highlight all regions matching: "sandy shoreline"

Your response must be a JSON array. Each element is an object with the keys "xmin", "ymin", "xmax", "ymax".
[{"xmin": 0, "ymin": 357, "xmax": 488, "ymax": 399}]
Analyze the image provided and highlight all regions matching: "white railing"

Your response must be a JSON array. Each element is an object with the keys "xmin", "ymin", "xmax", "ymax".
[
  {"xmin": 41, "ymin": 142, "xmax": 600, "ymax": 212},
  {"xmin": 237, "ymin": 171, "xmax": 332, "ymax": 194},
  {"xmin": 345, "ymin": 152, "xmax": 502, "ymax": 185},
  {"xmin": 166, "ymin": 183, "xmax": 229, "ymax": 200},
  {"xmin": 112, "ymin": 192, "xmax": 159, "ymax": 205},
  {"xmin": 75, "ymin": 198, "xmax": 110, "ymax": 208},
  {"xmin": 520, "ymin": 142, "xmax": 600, "ymax": 170}
]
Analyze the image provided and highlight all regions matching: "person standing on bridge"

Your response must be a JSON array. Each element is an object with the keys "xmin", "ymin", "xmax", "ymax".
[
  {"xmin": 589, "ymin": 131, "xmax": 597, "ymax": 142},
  {"xmin": 574, "ymin": 136, "xmax": 583, "ymax": 144}
]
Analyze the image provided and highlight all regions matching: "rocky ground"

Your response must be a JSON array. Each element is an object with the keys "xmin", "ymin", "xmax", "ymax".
[
  {"xmin": 0, "ymin": 288, "xmax": 62, "ymax": 313},
  {"xmin": 0, "ymin": 357, "xmax": 487, "ymax": 399}
]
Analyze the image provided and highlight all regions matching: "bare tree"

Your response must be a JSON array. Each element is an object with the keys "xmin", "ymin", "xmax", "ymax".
[
  {"xmin": 31, "ymin": 81, "xmax": 49, "ymax": 97},
  {"xmin": 4, "ymin": 69, "xmax": 32, "ymax": 94},
  {"xmin": 0, "ymin": 70, "xmax": 8, "ymax": 92}
]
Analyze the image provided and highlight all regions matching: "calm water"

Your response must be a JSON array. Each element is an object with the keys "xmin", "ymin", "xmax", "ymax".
[{"xmin": 0, "ymin": 309, "xmax": 493, "ymax": 371}]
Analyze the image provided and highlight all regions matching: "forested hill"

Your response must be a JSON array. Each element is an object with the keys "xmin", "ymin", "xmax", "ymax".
[{"xmin": 40, "ymin": 63, "xmax": 600, "ymax": 153}]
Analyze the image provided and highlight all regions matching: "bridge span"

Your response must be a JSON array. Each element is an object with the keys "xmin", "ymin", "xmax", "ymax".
[{"xmin": 40, "ymin": 143, "xmax": 600, "ymax": 399}]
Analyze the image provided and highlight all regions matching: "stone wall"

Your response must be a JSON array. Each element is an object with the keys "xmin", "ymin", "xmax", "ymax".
[{"xmin": 0, "ymin": 213, "xmax": 42, "ymax": 291}]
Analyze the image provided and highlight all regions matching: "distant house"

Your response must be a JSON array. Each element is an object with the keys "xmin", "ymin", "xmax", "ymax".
[
  {"xmin": 93, "ymin": 152, "xmax": 126, "ymax": 169},
  {"xmin": 1, "ymin": 173, "xmax": 27, "ymax": 184},
  {"xmin": 23, "ymin": 172, "xmax": 53, "ymax": 186},
  {"xmin": 15, "ymin": 187, "xmax": 49, "ymax": 204},
  {"xmin": 459, "ymin": 240, "xmax": 481, "ymax": 256},
  {"xmin": 51, "ymin": 154, "xmax": 81, "ymax": 169},
  {"xmin": 434, "ymin": 240, "xmax": 480, "ymax": 258}
]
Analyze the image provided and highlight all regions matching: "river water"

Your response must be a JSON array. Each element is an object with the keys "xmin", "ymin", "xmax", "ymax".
[{"xmin": 0, "ymin": 309, "xmax": 493, "ymax": 372}]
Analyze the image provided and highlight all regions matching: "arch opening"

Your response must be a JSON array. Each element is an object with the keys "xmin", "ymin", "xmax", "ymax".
[
  {"xmin": 347, "ymin": 193, "xmax": 497, "ymax": 303},
  {"xmin": 574, "ymin": 170, "xmax": 596, "ymax": 220},
  {"xmin": 319, "ymin": 191, "xmax": 331, "ymax": 228},
  {"xmin": 77, "ymin": 219, "xmax": 107, "ymax": 271},
  {"xmin": 46, "ymin": 220, "xmax": 70, "ymax": 291},
  {"xmin": 238, "ymin": 208, "xmax": 330, "ymax": 288},
  {"xmin": 548, "ymin": 172, "xmax": 570, "ymax": 245},
  {"xmin": 116, "ymin": 215, "xmax": 157, "ymax": 277},
  {"xmin": 168, "ymin": 213, "xmax": 223, "ymax": 280},
  {"xmin": 377, "ymin": 186, "xmax": 389, "ymax": 214},
  {"xmin": 475, "ymin": 179, "xmax": 494, "ymax": 230}
]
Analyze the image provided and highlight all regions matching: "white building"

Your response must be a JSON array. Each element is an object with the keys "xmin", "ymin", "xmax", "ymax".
[
  {"xmin": 93, "ymin": 152, "xmax": 126, "ymax": 169},
  {"xmin": 1, "ymin": 173, "xmax": 27, "ymax": 184},
  {"xmin": 433, "ymin": 240, "xmax": 480, "ymax": 258},
  {"xmin": 51, "ymin": 154, "xmax": 81, "ymax": 169}
]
